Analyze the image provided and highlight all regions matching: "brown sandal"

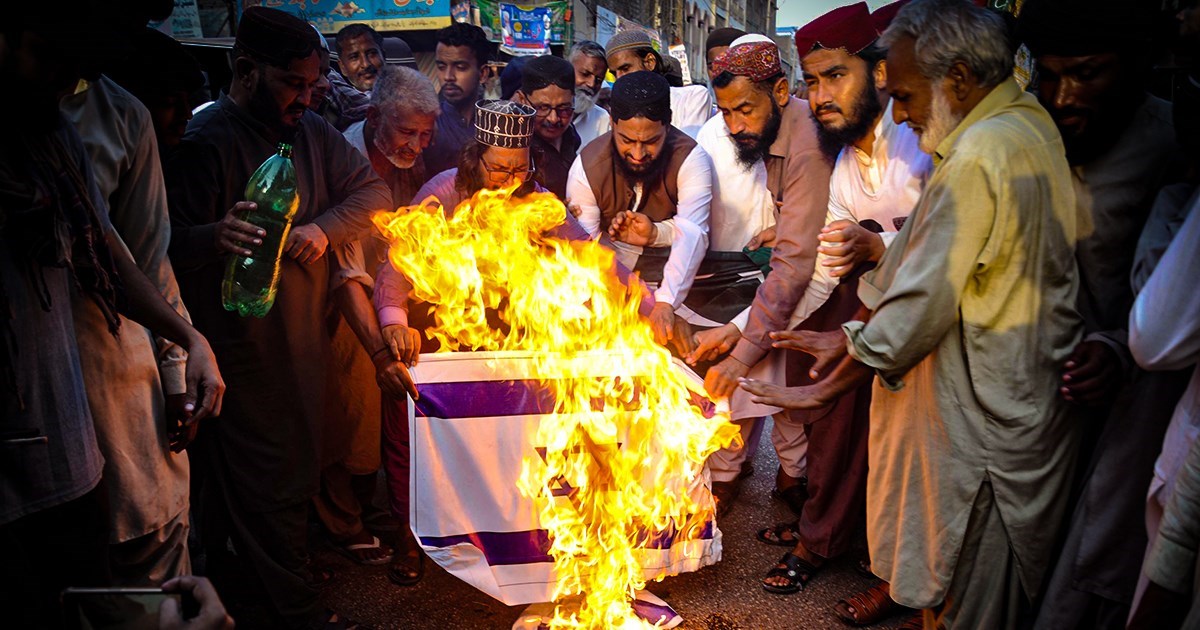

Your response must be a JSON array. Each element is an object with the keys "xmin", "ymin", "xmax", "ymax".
[
  {"xmin": 896, "ymin": 612, "xmax": 925, "ymax": 630},
  {"xmin": 387, "ymin": 531, "xmax": 425, "ymax": 587},
  {"xmin": 833, "ymin": 581, "xmax": 906, "ymax": 626},
  {"xmin": 755, "ymin": 520, "xmax": 801, "ymax": 546}
]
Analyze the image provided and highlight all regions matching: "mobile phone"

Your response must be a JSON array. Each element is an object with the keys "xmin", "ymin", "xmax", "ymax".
[{"xmin": 61, "ymin": 587, "xmax": 179, "ymax": 630}]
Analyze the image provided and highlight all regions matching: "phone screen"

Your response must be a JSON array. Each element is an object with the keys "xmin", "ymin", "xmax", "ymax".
[{"xmin": 61, "ymin": 588, "xmax": 180, "ymax": 630}]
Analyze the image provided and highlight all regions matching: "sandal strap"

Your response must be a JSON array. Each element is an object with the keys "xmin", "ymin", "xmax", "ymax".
[
  {"xmin": 840, "ymin": 582, "xmax": 896, "ymax": 623},
  {"xmin": 758, "ymin": 521, "xmax": 800, "ymax": 543},
  {"xmin": 764, "ymin": 552, "xmax": 820, "ymax": 585},
  {"xmin": 773, "ymin": 482, "xmax": 809, "ymax": 515}
]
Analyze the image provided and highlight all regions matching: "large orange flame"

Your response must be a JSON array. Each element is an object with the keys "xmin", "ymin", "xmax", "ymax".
[{"xmin": 373, "ymin": 185, "xmax": 739, "ymax": 628}]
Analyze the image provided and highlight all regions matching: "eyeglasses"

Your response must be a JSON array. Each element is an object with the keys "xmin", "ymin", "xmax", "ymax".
[
  {"xmin": 481, "ymin": 160, "xmax": 536, "ymax": 180},
  {"xmin": 529, "ymin": 103, "xmax": 575, "ymax": 119}
]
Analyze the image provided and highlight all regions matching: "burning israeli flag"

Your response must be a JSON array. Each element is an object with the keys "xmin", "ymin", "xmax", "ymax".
[{"xmin": 375, "ymin": 186, "xmax": 739, "ymax": 628}]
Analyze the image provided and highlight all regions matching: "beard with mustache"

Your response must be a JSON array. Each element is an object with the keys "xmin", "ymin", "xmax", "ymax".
[
  {"xmin": 248, "ymin": 73, "xmax": 305, "ymax": 138},
  {"xmin": 731, "ymin": 98, "xmax": 783, "ymax": 169},
  {"xmin": 574, "ymin": 85, "xmax": 598, "ymax": 115},
  {"xmin": 915, "ymin": 86, "xmax": 963, "ymax": 155},
  {"xmin": 615, "ymin": 140, "xmax": 671, "ymax": 186},
  {"xmin": 373, "ymin": 133, "xmax": 417, "ymax": 170},
  {"xmin": 813, "ymin": 75, "xmax": 884, "ymax": 159}
]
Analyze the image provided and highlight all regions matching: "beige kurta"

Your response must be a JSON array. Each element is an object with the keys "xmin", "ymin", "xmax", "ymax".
[
  {"xmin": 843, "ymin": 79, "xmax": 1083, "ymax": 609},
  {"xmin": 62, "ymin": 77, "xmax": 192, "ymax": 543}
]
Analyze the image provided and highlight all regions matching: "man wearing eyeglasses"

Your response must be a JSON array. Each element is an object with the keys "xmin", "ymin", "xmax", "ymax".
[{"xmin": 510, "ymin": 55, "xmax": 581, "ymax": 199}]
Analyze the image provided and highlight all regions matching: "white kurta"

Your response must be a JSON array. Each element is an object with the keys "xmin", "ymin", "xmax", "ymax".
[
  {"xmin": 728, "ymin": 103, "xmax": 932, "ymax": 333},
  {"xmin": 1132, "ymin": 192, "xmax": 1200, "ymax": 515},
  {"xmin": 567, "ymin": 143, "xmax": 713, "ymax": 309},
  {"xmin": 670, "ymin": 85, "xmax": 714, "ymax": 139},
  {"xmin": 694, "ymin": 113, "xmax": 776, "ymax": 253},
  {"xmin": 574, "ymin": 104, "xmax": 612, "ymax": 150}
]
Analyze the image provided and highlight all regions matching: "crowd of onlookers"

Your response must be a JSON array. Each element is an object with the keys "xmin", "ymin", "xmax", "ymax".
[{"xmin": 4, "ymin": 0, "xmax": 1200, "ymax": 628}]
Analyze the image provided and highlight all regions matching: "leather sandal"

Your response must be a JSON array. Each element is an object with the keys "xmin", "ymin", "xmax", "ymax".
[
  {"xmin": 755, "ymin": 520, "xmax": 801, "ymax": 547},
  {"xmin": 770, "ymin": 478, "xmax": 809, "ymax": 517},
  {"xmin": 387, "ymin": 532, "xmax": 425, "ymax": 587},
  {"xmin": 834, "ymin": 581, "xmax": 907, "ymax": 626},
  {"xmin": 761, "ymin": 551, "xmax": 821, "ymax": 595}
]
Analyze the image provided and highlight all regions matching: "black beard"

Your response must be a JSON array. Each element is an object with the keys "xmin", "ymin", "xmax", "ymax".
[
  {"xmin": 813, "ymin": 79, "xmax": 883, "ymax": 160},
  {"xmin": 732, "ymin": 99, "xmax": 783, "ymax": 169},
  {"xmin": 249, "ymin": 75, "xmax": 303, "ymax": 138},
  {"xmin": 615, "ymin": 143, "xmax": 670, "ymax": 185}
]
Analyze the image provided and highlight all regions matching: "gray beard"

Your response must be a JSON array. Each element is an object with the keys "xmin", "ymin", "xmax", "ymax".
[
  {"xmin": 917, "ymin": 87, "xmax": 963, "ymax": 155},
  {"xmin": 373, "ymin": 132, "xmax": 416, "ymax": 170},
  {"xmin": 574, "ymin": 88, "xmax": 597, "ymax": 116}
]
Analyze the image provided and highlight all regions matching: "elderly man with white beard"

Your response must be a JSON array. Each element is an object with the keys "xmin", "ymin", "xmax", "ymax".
[
  {"xmin": 569, "ymin": 40, "xmax": 612, "ymax": 148},
  {"xmin": 323, "ymin": 65, "xmax": 438, "ymax": 583},
  {"xmin": 740, "ymin": 0, "xmax": 1083, "ymax": 627}
]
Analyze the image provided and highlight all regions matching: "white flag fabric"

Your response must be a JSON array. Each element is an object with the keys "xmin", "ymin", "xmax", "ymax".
[{"xmin": 407, "ymin": 350, "xmax": 724, "ymax": 606}]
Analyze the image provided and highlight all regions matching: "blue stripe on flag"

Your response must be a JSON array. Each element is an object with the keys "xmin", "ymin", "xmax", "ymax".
[
  {"xmin": 420, "ymin": 530, "xmax": 553, "ymax": 565},
  {"xmin": 421, "ymin": 521, "xmax": 714, "ymax": 566},
  {"xmin": 415, "ymin": 379, "xmax": 558, "ymax": 419},
  {"xmin": 632, "ymin": 599, "xmax": 680, "ymax": 625},
  {"xmin": 415, "ymin": 379, "xmax": 717, "ymax": 419}
]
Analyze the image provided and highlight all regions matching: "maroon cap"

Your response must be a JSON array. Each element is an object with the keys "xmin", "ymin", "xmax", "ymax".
[
  {"xmin": 710, "ymin": 41, "xmax": 783, "ymax": 82},
  {"xmin": 794, "ymin": 2, "xmax": 876, "ymax": 58},
  {"xmin": 870, "ymin": 0, "xmax": 912, "ymax": 35}
]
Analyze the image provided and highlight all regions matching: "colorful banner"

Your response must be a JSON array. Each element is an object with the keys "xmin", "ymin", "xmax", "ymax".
[
  {"xmin": 668, "ymin": 44, "xmax": 692, "ymax": 86},
  {"xmin": 596, "ymin": 6, "xmax": 617, "ymax": 48},
  {"xmin": 151, "ymin": 0, "xmax": 203, "ymax": 38},
  {"xmin": 451, "ymin": 1, "xmax": 471, "ymax": 22},
  {"xmin": 595, "ymin": 7, "xmax": 661, "ymax": 52},
  {"xmin": 245, "ymin": 0, "xmax": 452, "ymax": 33},
  {"xmin": 498, "ymin": 3, "xmax": 552, "ymax": 56},
  {"xmin": 476, "ymin": 0, "xmax": 570, "ymax": 47}
]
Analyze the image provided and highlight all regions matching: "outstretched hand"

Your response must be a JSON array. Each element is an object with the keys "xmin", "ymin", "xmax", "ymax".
[
  {"xmin": 687, "ymin": 323, "xmax": 740, "ymax": 365},
  {"xmin": 738, "ymin": 378, "xmax": 833, "ymax": 410},
  {"xmin": 705, "ymin": 356, "xmax": 751, "ymax": 399},
  {"xmin": 671, "ymin": 315, "xmax": 697, "ymax": 357},
  {"xmin": 769, "ymin": 329, "xmax": 848, "ymax": 379},
  {"xmin": 648, "ymin": 303, "xmax": 675, "ymax": 347},
  {"xmin": 373, "ymin": 353, "xmax": 420, "ymax": 401}
]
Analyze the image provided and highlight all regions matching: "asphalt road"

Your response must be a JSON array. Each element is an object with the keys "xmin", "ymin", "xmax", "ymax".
[{"xmin": 316, "ymin": 419, "xmax": 905, "ymax": 629}]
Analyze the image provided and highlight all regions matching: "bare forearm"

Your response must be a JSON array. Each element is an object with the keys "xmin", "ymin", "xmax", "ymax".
[
  {"xmin": 335, "ymin": 282, "xmax": 386, "ymax": 357},
  {"xmin": 817, "ymin": 353, "xmax": 874, "ymax": 402},
  {"xmin": 109, "ymin": 231, "xmax": 203, "ymax": 351}
]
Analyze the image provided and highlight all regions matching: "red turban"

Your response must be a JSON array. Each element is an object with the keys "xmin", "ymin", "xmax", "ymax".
[
  {"xmin": 870, "ymin": 0, "xmax": 913, "ymax": 35},
  {"xmin": 794, "ymin": 2, "xmax": 876, "ymax": 58}
]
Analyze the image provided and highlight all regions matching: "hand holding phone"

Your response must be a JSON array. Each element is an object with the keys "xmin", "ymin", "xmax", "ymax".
[{"xmin": 159, "ymin": 576, "xmax": 233, "ymax": 630}]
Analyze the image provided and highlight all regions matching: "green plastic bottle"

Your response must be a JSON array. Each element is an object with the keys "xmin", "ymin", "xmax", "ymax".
[{"xmin": 222, "ymin": 143, "xmax": 300, "ymax": 317}]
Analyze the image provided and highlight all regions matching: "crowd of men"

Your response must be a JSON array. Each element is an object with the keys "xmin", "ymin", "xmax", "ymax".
[{"xmin": 4, "ymin": 0, "xmax": 1200, "ymax": 628}]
